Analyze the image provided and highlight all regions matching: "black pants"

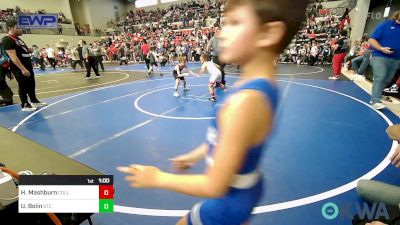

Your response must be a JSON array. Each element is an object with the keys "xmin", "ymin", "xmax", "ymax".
[
  {"xmin": 119, "ymin": 59, "xmax": 128, "ymax": 65},
  {"xmin": 212, "ymin": 55, "xmax": 226, "ymax": 85},
  {"xmin": 85, "ymin": 57, "xmax": 100, "ymax": 77},
  {"xmin": 144, "ymin": 58, "xmax": 150, "ymax": 70},
  {"xmin": 48, "ymin": 58, "xmax": 56, "ymax": 69},
  {"xmin": 0, "ymin": 67, "xmax": 13, "ymax": 105},
  {"xmin": 71, "ymin": 60, "xmax": 84, "ymax": 70},
  {"xmin": 33, "ymin": 57, "xmax": 45, "ymax": 70},
  {"xmin": 308, "ymin": 55, "xmax": 317, "ymax": 66},
  {"xmin": 322, "ymin": 55, "xmax": 330, "ymax": 64},
  {"xmin": 13, "ymin": 69, "xmax": 38, "ymax": 107},
  {"xmin": 95, "ymin": 56, "xmax": 104, "ymax": 71}
]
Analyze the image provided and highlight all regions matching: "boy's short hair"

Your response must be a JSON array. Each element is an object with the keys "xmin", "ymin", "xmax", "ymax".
[
  {"xmin": 226, "ymin": 0, "xmax": 310, "ymax": 52},
  {"xmin": 200, "ymin": 54, "xmax": 210, "ymax": 61},
  {"xmin": 339, "ymin": 29, "xmax": 347, "ymax": 37},
  {"xmin": 178, "ymin": 56, "xmax": 186, "ymax": 63},
  {"xmin": 391, "ymin": 11, "xmax": 400, "ymax": 21}
]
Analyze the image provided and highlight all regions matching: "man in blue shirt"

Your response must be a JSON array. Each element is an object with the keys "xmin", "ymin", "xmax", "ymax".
[{"xmin": 368, "ymin": 11, "xmax": 400, "ymax": 110}]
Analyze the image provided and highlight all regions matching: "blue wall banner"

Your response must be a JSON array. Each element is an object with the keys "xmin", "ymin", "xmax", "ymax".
[{"xmin": 17, "ymin": 14, "xmax": 58, "ymax": 29}]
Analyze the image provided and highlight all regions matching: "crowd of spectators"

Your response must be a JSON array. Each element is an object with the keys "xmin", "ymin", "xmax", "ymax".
[
  {"xmin": 277, "ymin": 2, "xmax": 352, "ymax": 66},
  {"xmin": 4, "ymin": 0, "xmax": 368, "ymax": 79},
  {"xmin": 0, "ymin": 6, "xmax": 71, "ymax": 24},
  {"xmin": 117, "ymin": 0, "xmax": 223, "ymax": 33},
  {"xmin": 100, "ymin": 26, "xmax": 218, "ymax": 64}
]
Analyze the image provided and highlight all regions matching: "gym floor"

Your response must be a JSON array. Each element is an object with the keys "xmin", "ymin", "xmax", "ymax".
[{"xmin": 1, "ymin": 63, "xmax": 399, "ymax": 225}]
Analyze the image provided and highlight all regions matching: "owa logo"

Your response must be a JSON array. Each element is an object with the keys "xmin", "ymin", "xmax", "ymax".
[
  {"xmin": 17, "ymin": 14, "xmax": 57, "ymax": 29},
  {"xmin": 322, "ymin": 202, "xmax": 390, "ymax": 220}
]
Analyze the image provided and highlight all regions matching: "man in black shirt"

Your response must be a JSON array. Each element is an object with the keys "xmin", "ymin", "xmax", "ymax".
[
  {"xmin": 80, "ymin": 40, "xmax": 100, "ymax": 79},
  {"xmin": 2, "ymin": 20, "xmax": 46, "ymax": 111}
]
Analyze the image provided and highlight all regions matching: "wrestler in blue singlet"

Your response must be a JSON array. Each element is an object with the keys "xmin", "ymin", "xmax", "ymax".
[{"xmin": 187, "ymin": 78, "xmax": 279, "ymax": 225}]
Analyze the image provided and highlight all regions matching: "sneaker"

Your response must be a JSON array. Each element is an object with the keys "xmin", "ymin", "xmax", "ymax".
[
  {"xmin": 41, "ymin": 171, "xmax": 56, "ymax": 175},
  {"xmin": 329, "ymin": 76, "xmax": 340, "ymax": 80},
  {"xmin": 183, "ymin": 88, "xmax": 190, "ymax": 91},
  {"xmin": 383, "ymin": 84, "xmax": 399, "ymax": 94},
  {"xmin": 84, "ymin": 77, "xmax": 91, "ymax": 80},
  {"xmin": 173, "ymin": 91, "xmax": 179, "ymax": 97},
  {"xmin": 22, "ymin": 104, "xmax": 37, "ymax": 112},
  {"xmin": 31, "ymin": 102, "xmax": 47, "ymax": 108},
  {"xmin": 371, "ymin": 102, "xmax": 386, "ymax": 110},
  {"xmin": 94, "ymin": 75, "xmax": 101, "ymax": 79},
  {"xmin": 351, "ymin": 74, "xmax": 365, "ymax": 81},
  {"xmin": 18, "ymin": 170, "xmax": 33, "ymax": 175},
  {"xmin": 381, "ymin": 96, "xmax": 392, "ymax": 103},
  {"xmin": 209, "ymin": 97, "xmax": 216, "ymax": 102}
]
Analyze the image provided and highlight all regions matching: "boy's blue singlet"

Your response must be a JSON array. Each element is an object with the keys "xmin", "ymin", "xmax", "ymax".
[{"xmin": 188, "ymin": 78, "xmax": 278, "ymax": 225}]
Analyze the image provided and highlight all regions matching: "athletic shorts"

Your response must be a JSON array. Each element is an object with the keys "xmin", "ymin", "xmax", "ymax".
[
  {"xmin": 187, "ymin": 178, "xmax": 263, "ymax": 225},
  {"xmin": 209, "ymin": 73, "xmax": 222, "ymax": 84}
]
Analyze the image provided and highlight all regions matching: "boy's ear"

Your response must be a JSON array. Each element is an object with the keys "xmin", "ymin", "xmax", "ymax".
[{"xmin": 256, "ymin": 21, "xmax": 286, "ymax": 49}]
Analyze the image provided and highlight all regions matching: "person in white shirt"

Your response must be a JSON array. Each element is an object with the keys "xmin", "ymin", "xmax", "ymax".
[
  {"xmin": 45, "ymin": 45, "xmax": 56, "ymax": 69},
  {"xmin": 290, "ymin": 46, "xmax": 298, "ymax": 64},
  {"xmin": 196, "ymin": 54, "xmax": 226, "ymax": 102},
  {"xmin": 299, "ymin": 46, "xmax": 307, "ymax": 64},
  {"xmin": 308, "ymin": 42, "xmax": 319, "ymax": 66},
  {"xmin": 70, "ymin": 46, "xmax": 84, "ymax": 71}
]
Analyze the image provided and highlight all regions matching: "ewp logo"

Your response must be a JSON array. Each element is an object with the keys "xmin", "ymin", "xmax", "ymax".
[{"xmin": 17, "ymin": 14, "xmax": 58, "ymax": 29}]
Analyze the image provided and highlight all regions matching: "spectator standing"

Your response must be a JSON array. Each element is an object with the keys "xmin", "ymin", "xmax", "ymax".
[
  {"xmin": 368, "ymin": 11, "xmax": 400, "ymax": 110},
  {"xmin": 207, "ymin": 28, "xmax": 226, "ymax": 85},
  {"xmin": 45, "ymin": 44, "xmax": 56, "ymax": 69},
  {"xmin": 329, "ymin": 30, "xmax": 348, "ymax": 80},
  {"xmin": 2, "ymin": 20, "xmax": 46, "ymax": 111},
  {"xmin": 80, "ymin": 40, "xmax": 100, "ymax": 79}
]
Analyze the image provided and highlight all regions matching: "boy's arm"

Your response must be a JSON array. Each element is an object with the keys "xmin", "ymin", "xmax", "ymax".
[
  {"xmin": 188, "ymin": 69, "xmax": 196, "ymax": 76},
  {"xmin": 197, "ymin": 63, "xmax": 207, "ymax": 75},
  {"xmin": 118, "ymin": 91, "xmax": 273, "ymax": 198},
  {"xmin": 387, "ymin": 125, "xmax": 400, "ymax": 168},
  {"xmin": 369, "ymin": 38, "xmax": 393, "ymax": 55},
  {"xmin": 5, "ymin": 50, "xmax": 30, "ymax": 76},
  {"xmin": 170, "ymin": 143, "xmax": 208, "ymax": 167},
  {"xmin": 185, "ymin": 143, "xmax": 208, "ymax": 161}
]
